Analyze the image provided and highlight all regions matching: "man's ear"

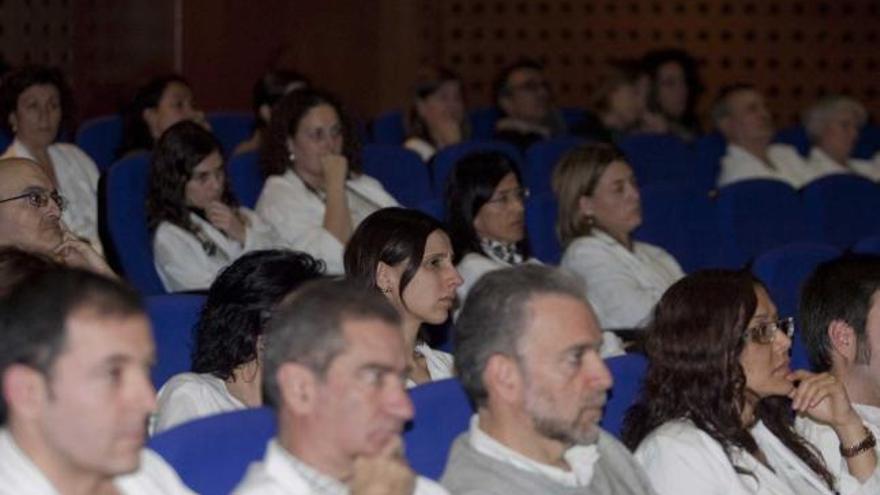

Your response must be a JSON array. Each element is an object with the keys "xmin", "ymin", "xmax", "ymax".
[
  {"xmin": 2, "ymin": 365, "xmax": 48, "ymax": 420},
  {"xmin": 276, "ymin": 362, "xmax": 318, "ymax": 415},
  {"xmin": 828, "ymin": 320, "xmax": 857, "ymax": 362},
  {"xmin": 483, "ymin": 354, "xmax": 523, "ymax": 405}
]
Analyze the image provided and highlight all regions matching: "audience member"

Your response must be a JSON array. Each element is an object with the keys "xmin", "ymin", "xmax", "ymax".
[
  {"xmin": 147, "ymin": 121, "xmax": 281, "ymax": 292},
  {"xmin": 0, "ymin": 157, "xmax": 114, "ymax": 276},
  {"xmin": 0, "ymin": 65, "xmax": 101, "ymax": 249},
  {"xmin": 639, "ymin": 48, "xmax": 704, "ymax": 140},
  {"xmin": 0, "ymin": 246, "xmax": 58, "ymax": 299},
  {"xmin": 554, "ymin": 143, "xmax": 683, "ymax": 331},
  {"xmin": 403, "ymin": 66, "xmax": 468, "ymax": 161},
  {"xmin": 441, "ymin": 265, "xmax": 656, "ymax": 494},
  {"xmin": 256, "ymin": 89, "xmax": 397, "ymax": 274},
  {"xmin": 233, "ymin": 279, "xmax": 447, "ymax": 494},
  {"xmin": 714, "ymin": 83, "xmax": 816, "ymax": 188},
  {"xmin": 624, "ymin": 270, "xmax": 879, "ymax": 494},
  {"xmin": 803, "ymin": 95, "xmax": 880, "ymax": 181},
  {"xmin": 344, "ymin": 207, "xmax": 462, "ymax": 387},
  {"xmin": 446, "ymin": 151, "xmax": 535, "ymax": 302},
  {"xmin": 118, "ymin": 74, "xmax": 207, "ymax": 158},
  {"xmin": 233, "ymin": 69, "xmax": 310, "ymax": 156},
  {"xmin": 799, "ymin": 256, "xmax": 880, "ymax": 487},
  {"xmin": 582, "ymin": 62, "xmax": 647, "ymax": 143},
  {"xmin": 151, "ymin": 249, "xmax": 325, "ymax": 434},
  {"xmin": 0, "ymin": 268, "xmax": 193, "ymax": 493},
  {"xmin": 493, "ymin": 59, "xmax": 565, "ymax": 152}
]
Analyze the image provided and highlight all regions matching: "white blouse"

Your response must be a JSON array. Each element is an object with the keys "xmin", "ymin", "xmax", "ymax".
[
  {"xmin": 406, "ymin": 342, "xmax": 455, "ymax": 389},
  {"xmin": 255, "ymin": 169, "xmax": 398, "ymax": 274},
  {"xmin": 403, "ymin": 137, "xmax": 437, "ymax": 162},
  {"xmin": 805, "ymin": 147, "xmax": 880, "ymax": 182},
  {"xmin": 153, "ymin": 207, "xmax": 282, "ymax": 292},
  {"xmin": 2, "ymin": 139, "xmax": 101, "ymax": 249},
  {"xmin": 150, "ymin": 372, "xmax": 247, "ymax": 435},
  {"xmin": 560, "ymin": 230, "xmax": 684, "ymax": 330},
  {"xmin": 718, "ymin": 143, "xmax": 817, "ymax": 189}
]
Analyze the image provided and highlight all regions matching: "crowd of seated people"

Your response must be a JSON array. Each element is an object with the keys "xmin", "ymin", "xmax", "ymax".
[{"xmin": 1, "ymin": 44, "xmax": 880, "ymax": 494}]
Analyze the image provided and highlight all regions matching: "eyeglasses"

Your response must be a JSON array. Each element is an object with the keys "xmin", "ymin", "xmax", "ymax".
[
  {"xmin": 743, "ymin": 317, "xmax": 795, "ymax": 345},
  {"xmin": 0, "ymin": 190, "xmax": 65, "ymax": 211},
  {"xmin": 485, "ymin": 187, "xmax": 530, "ymax": 207}
]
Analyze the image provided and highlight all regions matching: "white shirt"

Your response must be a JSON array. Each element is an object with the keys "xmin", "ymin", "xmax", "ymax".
[
  {"xmin": 560, "ymin": 230, "xmax": 684, "ymax": 330},
  {"xmin": 233, "ymin": 438, "xmax": 449, "ymax": 495},
  {"xmin": 796, "ymin": 403, "xmax": 880, "ymax": 495},
  {"xmin": 2, "ymin": 139, "xmax": 101, "ymax": 249},
  {"xmin": 0, "ymin": 428, "xmax": 193, "ymax": 495},
  {"xmin": 467, "ymin": 414, "xmax": 601, "ymax": 487},
  {"xmin": 805, "ymin": 147, "xmax": 880, "ymax": 182},
  {"xmin": 407, "ymin": 342, "xmax": 454, "ymax": 389},
  {"xmin": 150, "ymin": 372, "xmax": 247, "ymax": 435},
  {"xmin": 403, "ymin": 137, "xmax": 437, "ymax": 162},
  {"xmin": 255, "ymin": 169, "xmax": 398, "ymax": 274},
  {"xmin": 153, "ymin": 208, "xmax": 282, "ymax": 292},
  {"xmin": 718, "ymin": 143, "xmax": 817, "ymax": 189},
  {"xmin": 635, "ymin": 418, "xmax": 880, "ymax": 495}
]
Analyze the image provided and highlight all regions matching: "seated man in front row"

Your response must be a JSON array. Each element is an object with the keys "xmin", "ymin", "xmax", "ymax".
[
  {"xmin": 442, "ymin": 265, "xmax": 656, "ymax": 494},
  {"xmin": 0, "ymin": 268, "xmax": 192, "ymax": 494},
  {"xmin": 234, "ymin": 279, "xmax": 447, "ymax": 494}
]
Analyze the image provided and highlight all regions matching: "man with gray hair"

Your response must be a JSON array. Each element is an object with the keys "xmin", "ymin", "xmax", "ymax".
[
  {"xmin": 712, "ymin": 83, "xmax": 816, "ymax": 188},
  {"xmin": 234, "ymin": 279, "xmax": 447, "ymax": 495},
  {"xmin": 441, "ymin": 265, "xmax": 655, "ymax": 494}
]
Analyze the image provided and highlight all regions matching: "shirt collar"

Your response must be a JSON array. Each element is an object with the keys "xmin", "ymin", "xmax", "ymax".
[
  {"xmin": 264, "ymin": 439, "xmax": 349, "ymax": 495},
  {"xmin": 480, "ymin": 237, "xmax": 524, "ymax": 265}
]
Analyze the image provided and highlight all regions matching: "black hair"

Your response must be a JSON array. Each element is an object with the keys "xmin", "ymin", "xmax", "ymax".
[
  {"xmin": 117, "ymin": 74, "xmax": 190, "ymax": 158},
  {"xmin": 493, "ymin": 58, "xmax": 545, "ymax": 110},
  {"xmin": 0, "ymin": 65, "xmax": 75, "ymax": 136}
]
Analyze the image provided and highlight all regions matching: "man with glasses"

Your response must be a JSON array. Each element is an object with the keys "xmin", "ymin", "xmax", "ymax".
[
  {"xmin": 493, "ymin": 59, "xmax": 566, "ymax": 152},
  {"xmin": 0, "ymin": 157, "xmax": 112, "ymax": 275},
  {"xmin": 798, "ymin": 256, "xmax": 880, "ymax": 482}
]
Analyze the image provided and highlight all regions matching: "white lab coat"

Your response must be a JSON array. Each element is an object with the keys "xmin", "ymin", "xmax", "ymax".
[
  {"xmin": 718, "ymin": 143, "xmax": 817, "ymax": 189},
  {"xmin": 635, "ymin": 418, "xmax": 880, "ymax": 495},
  {"xmin": 0, "ymin": 428, "xmax": 194, "ymax": 494},
  {"xmin": 255, "ymin": 169, "xmax": 398, "ymax": 275},
  {"xmin": 150, "ymin": 372, "xmax": 247, "ymax": 435},
  {"xmin": 153, "ymin": 208, "xmax": 282, "ymax": 292}
]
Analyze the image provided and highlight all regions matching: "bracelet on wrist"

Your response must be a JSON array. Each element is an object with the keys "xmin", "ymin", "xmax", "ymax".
[{"xmin": 839, "ymin": 426, "xmax": 876, "ymax": 458}]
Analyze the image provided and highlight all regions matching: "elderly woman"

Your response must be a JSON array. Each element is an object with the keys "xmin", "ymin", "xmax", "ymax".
[
  {"xmin": 554, "ymin": 142, "xmax": 683, "ymax": 330},
  {"xmin": 118, "ymin": 74, "xmax": 207, "ymax": 158},
  {"xmin": 623, "ymin": 270, "xmax": 879, "ymax": 494},
  {"xmin": 403, "ymin": 66, "xmax": 468, "ymax": 162},
  {"xmin": 804, "ymin": 95, "xmax": 880, "ymax": 181},
  {"xmin": 0, "ymin": 65, "xmax": 101, "ymax": 249},
  {"xmin": 151, "ymin": 249, "xmax": 325, "ymax": 434},
  {"xmin": 344, "ymin": 207, "xmax": 463, "ymax": 387},
  {"xmin": 256, "ymin": 89, "xmax": 398, "ymax": 274},
  {"xmin": 148, "ymin": 121, "xmax": 281, "ymax": 292}
]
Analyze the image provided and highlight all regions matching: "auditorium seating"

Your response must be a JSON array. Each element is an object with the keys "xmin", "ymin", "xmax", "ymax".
[{"xmin": 147, "ymin": 294, "xmax": 207, "ymax": 388}]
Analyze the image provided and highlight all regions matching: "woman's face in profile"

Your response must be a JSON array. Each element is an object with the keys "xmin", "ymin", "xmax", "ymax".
[
  {"xmin": 739, "ymin": 285, "xmax": 794, "ymax": 400},
  {"xmin": 580, "ymin": 161, "xmax": 642, "ymax": 240}
]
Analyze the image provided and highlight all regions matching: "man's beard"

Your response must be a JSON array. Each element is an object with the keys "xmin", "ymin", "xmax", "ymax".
[{"xmin": 524, "ymin": 384, "xmax": 603, "ymax": 446}]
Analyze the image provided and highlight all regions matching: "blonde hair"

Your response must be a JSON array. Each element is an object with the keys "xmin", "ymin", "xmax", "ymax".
[{"xmin": 552, "ymin": 143, "xmax": 627, "ymax": 247}]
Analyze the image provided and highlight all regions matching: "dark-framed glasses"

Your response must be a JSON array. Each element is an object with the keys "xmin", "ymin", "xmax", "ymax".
[
  {"xmin": 743, "ymin": 317, "xmax": 795, "ymax": 345},
  {"xmin": 0, "ymin": 190, "xmax": 65, "ymax": 211},
  {"xmin": 485, "ymin": 187, "xmax": 530, "ymax": 207}
]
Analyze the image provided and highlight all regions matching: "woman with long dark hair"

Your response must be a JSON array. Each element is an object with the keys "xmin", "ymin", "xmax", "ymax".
[
  {"xmin": 623, "ymin": 270, "xmax": 879, "ymax": 494},
  {"xmin": 148, "ymin": 121, "xmax": 280, "ymax": 291},
  {"xmin": 403, "ymin": 66, "xmax": 468, "ymax": 161}
]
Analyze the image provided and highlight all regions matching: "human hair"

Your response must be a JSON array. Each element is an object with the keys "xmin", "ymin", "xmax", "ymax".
[
  {"xmin": 455, "ymin": 264, "xmax": 587, "ymax": 407},
  {"xmin": 446, "ymin": 151, "xmax": 531, "ymax": 262},
  {"xmin": 803, "ymin": 95, "xmax": 868, "ymax": 142},
  {"xmin": 118, "ymin": 74, "xmax": 190, "ymax": 158},
  {"xmin": 405, "ymin": 66, "xmax": 469, "ymax": 144},
  {"xmin": 0, "ymin": 64, "xmax": 75, "ymax": 136},
  {"xmin": 799, "ymin": 255, "xmax": 880, "ymax": 372},
  {"xmin": 493, "ymin": 58, "xmax": 544, "ymax": 109},
  {"xmin": 251, "ymin": 69, "xmax": 310, "ymax": 129},
  {"xmin": 710, "ymin": 82, "xmax": 757, "ymax": 127},
  {"xmin": 640, "ymin": 48, "xmax": 703, "ymax": 130},
  {"xmin": 191, "ymin": 250, "xmax": 326, "ymax": 380},
  {"xmin": 146, "ymin": 121, "xmax": 238, "ymax": 253},
  {"xmin": 344, "ymin": 207, "xmax": 446, "ymax": 298},
  {"xmin": 552, "ymin": 142, "xmax": 627, "ymax": 246},
  {"xmin": 261, "ymin": 88, "xmax": 361, "ymax": 177},
  {"xmin": 622, "ymin": 269, "xmax": 834, "ymax": 490},
  {"xmin": 0, "ymin": 268, "xmax": 143, "ymax": 424},
  {"xmin": 0, "ymin": 247, "xmax": 60, "ymax": 299},
  {"xmin": 261, "ymin": 278, "xmax": 400, "ymax": 408},
  {"xmin": 591, "ymin": 60, "xmax": 642, "ymax": 115}
]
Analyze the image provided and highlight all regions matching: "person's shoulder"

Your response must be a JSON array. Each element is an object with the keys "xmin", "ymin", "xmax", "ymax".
[
  {"xmin": 415, "ymin": 475, "xmax": 451, "ymax": 495},
  {"xmin": 457, "ymin": 252, "xmax": 501, "ymax": 272},
  {"xmin": 114, "ymin": 449, "xmax": 195, "ymax": 494},
  {"xmin": 232, "ymin": 460, "xmax": 280, "ymax": 495}
]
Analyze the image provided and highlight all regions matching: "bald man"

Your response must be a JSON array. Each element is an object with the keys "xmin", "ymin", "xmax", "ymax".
[{"xmin": 0, "ymin": 158, "xmax": 112, "ymax": 276}]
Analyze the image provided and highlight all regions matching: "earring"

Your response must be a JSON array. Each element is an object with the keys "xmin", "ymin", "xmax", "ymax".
[
  {"xmin": 586, "ymin": 214, "xmax": 596, "ymax": 228},
  {"xmin": 381, "ymin": 286, "xmax": 391, "ymax": 295},
  {"xmin": 288, "ymin": 151, "xmax": 296, "ymax": 162}
]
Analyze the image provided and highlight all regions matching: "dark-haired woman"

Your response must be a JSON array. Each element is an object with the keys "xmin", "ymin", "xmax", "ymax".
[
  {"xmin": 151, "ymin": 249, "xmax": 324, "ymax": 434},
  {"xmin": 256, "ymin": 89, "xmax": 397, "ymax": 274},
  {"xmin": 403, "ymin": 66, "xmax": 468, "ymax": 161},
  {"xmin": 344, "ymin": 207, "xmax": 463, "ymax": 386},
  {"xmin": 639, "ymin": 48, "xmax": 704, "ymax": 141},
  {"xmin": 232, "ymin": 69, "xmax": 310, "ymax": 156},
  {"xmin": 148, "ymin": 121, "xmax": 280, "ymax": 292},
  {"xmin": 623, "ymin": 270, "xmax": 879, "ymax": 494},
  {"xmin": 0, "ymin": 65, "xmax": 101, "ymax": 249}
]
